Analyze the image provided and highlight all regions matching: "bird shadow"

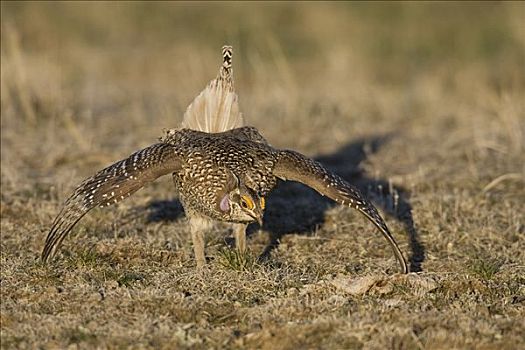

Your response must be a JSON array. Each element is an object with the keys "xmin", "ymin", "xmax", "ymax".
[
  {"xmin": 261, "ymin": 134, "xmax": 425, "ymax": 272},
  {"xmin": 144, "ymin": 198, "xmax": 185, "ymax": 223},
  {"xmin": 144, "ymin": 134, "xmax": 425, "ymax": 272}
]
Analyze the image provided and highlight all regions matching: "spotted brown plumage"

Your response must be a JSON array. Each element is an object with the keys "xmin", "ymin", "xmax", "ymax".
[
  {"xmin": 165, "ymin": 129, "xmax": 277, "ymax": 221},
  {"xmin": 42, "ymin": 45, "xmax": 408, "ymax": 273},
  {"xmin": 43, "ymin": 127, "xmax": 408, "ymax": 273},
  {"xmin": 41, "ymin": 143, "xmax": 182, "ymax": 261}
]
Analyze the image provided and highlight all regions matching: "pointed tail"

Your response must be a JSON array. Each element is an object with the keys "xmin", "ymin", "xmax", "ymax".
[{"xmin": 181, "ymin": 45, "xmax": 244, "ymax": 133}]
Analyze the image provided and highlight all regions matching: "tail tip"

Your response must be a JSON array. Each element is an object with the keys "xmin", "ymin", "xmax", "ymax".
[{"xmin": 220, "ymin": 45, "xmax": 233, "ymax": 78}]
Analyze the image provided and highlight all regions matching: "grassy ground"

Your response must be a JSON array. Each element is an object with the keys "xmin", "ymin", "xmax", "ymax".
[{"xmin": 1, "ymin": 2, "xmax": 524, "ymax": 349}]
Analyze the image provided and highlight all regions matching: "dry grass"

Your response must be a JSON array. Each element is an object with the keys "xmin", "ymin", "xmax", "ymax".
[{"xmin": 1, "ymin": 2, "xmax": 524, "ymax": 349}]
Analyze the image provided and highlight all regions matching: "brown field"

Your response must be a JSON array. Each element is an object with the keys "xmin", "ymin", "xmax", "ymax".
[{"xmin": 1, "ymin": 2, "xmax": 524, "ymax": 349}]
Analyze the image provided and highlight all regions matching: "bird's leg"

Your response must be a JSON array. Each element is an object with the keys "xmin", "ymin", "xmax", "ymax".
[
  {"xmin": 191, "ymin": 229, "xmax": 206, "ymax": 268},
  {"xmin": 189, "ymin": 215, "xmax": 212, "ymax": 268},
  {"xmin": 234, "ymin": 223, "xmax": 247, "ymax": 253}
]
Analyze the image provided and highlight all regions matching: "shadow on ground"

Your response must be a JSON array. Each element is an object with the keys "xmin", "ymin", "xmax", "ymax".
[{"xmin": 145, "ymin": 134, "xmax": 425, "ymax": 272}]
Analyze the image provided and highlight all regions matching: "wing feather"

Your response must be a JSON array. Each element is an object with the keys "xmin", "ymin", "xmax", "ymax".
[
  {"xmin": 42, "ymin": 143, "xmax": 182, "ymax": 262},
  {"xmin": 273, "ymin": 150, "xmax": 408, "ymax": 273}
]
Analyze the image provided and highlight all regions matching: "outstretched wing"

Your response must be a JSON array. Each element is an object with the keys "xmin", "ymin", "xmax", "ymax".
[
  {"xmin": 42, "ymin": 143, "xmax": 182, "ymax": 262},
  {"xmin": 273, "ymin": 150, "xmax": 408, "ymax": 274}
]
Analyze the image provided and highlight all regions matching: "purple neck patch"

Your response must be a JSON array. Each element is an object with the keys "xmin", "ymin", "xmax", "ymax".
[{"xmin": 220, "ymin": 195, "xmax": 230, "ymax": 212}]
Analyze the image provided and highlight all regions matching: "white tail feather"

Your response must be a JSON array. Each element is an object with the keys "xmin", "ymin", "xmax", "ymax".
[{"xmin": 182, "ymin": 45, "xmax": 244, "ymax": 133}]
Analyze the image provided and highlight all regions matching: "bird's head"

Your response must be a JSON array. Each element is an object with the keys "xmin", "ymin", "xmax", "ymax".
[{"xmin": 219, "ymin": 181, "xmax": 265, "ymax": 226}]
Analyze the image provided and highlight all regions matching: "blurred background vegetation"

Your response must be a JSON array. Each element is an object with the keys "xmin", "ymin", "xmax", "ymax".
[
  {"xmin": 2, "ymin": 1, "xmax": 523, "ymax": 190},
  {"xmin": 2, "ymin": 2, "xmax": 523, "ymax": 123},
  {"xmin": 1, "ymin": 2, "xmax": 524, "ymax": 348},
  {"xmin": 3, "ymin": 2, "xmax": 523, "ymax": 70}
]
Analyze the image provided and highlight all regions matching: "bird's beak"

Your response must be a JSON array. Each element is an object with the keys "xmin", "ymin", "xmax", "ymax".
[{"xmin": 249, "ymin": 211, "xmax": 264, "ymax": 227}]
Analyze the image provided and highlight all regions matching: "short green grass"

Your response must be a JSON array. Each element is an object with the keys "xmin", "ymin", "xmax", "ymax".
[
  {"xmin": 1, "ymin": 2, "xmax": 524, "ymax": 349},
  {"xmin": 217, "ymin": 249, "xmax": 260, "ymax": 273}
]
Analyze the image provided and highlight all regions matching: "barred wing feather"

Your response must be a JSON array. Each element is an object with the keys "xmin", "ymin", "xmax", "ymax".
[
  {"xmin": 42, "ymin": 143, "xmax": 181, "ymax": 262},
  {"xmin": 273, "ymin": 150, "xmax": 408, "ymax": 274}
]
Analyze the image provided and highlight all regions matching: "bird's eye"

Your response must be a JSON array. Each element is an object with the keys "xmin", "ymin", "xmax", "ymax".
[{"xmin": 240, "ymin": 199, "xmax": 248, "ymax": 209}]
